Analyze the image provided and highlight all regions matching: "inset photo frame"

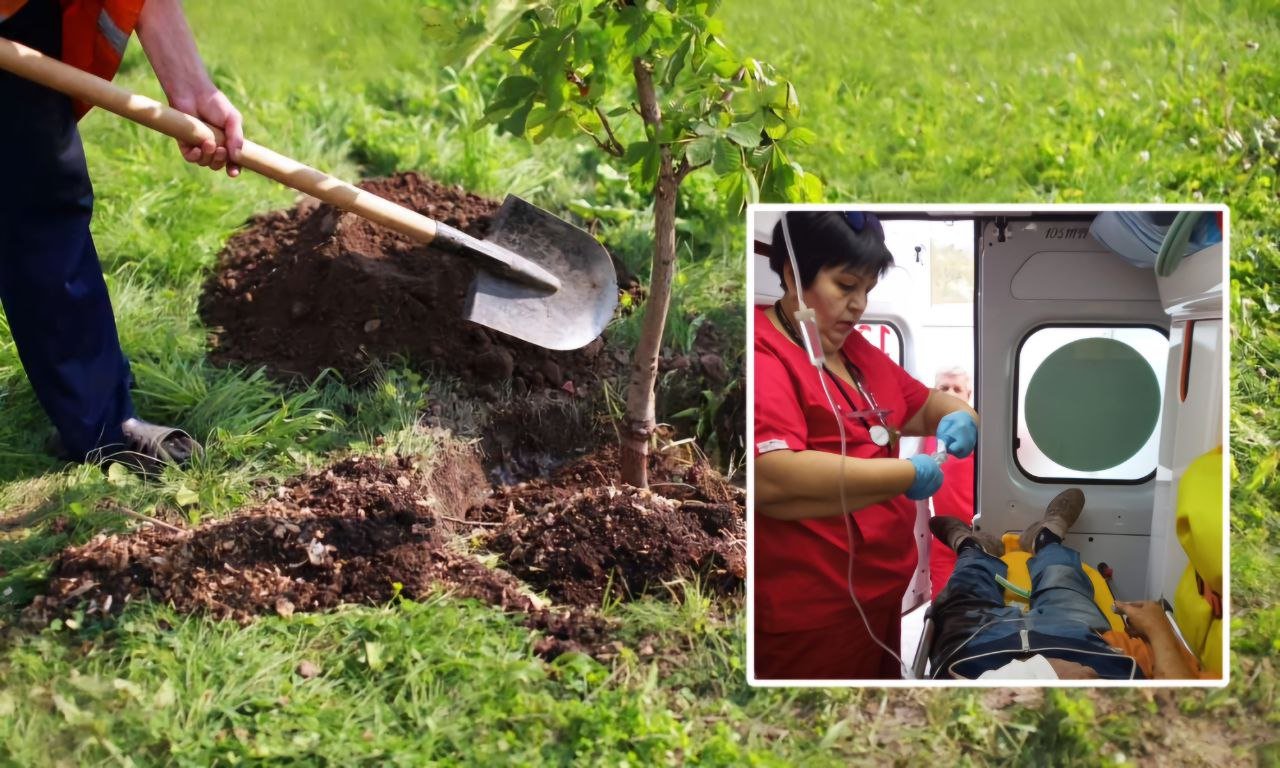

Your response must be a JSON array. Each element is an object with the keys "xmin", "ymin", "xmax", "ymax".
[{"xmin": 747, "ymin": 205, "xmax": 1228, "ymax": 687}]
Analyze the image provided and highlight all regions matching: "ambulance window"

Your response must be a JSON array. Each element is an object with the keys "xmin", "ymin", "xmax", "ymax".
[{"xmin": 1014, "ymin": 326, "xmax": 1166, "ymax": 483}]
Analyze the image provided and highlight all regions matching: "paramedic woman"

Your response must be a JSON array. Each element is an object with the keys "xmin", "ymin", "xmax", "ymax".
[{"xmin": 753, "ymin": 211, "xmax": 979, "ymax": 680}]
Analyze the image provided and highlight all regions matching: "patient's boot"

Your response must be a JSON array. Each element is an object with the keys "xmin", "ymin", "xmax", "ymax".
[
  {"xmin": 929, "ymin": 516, "xmax": 1003, "ymax": 556},
  {"xmin": 1020, "ymin": 488, "xmax": 1085, "ymax": 553}
]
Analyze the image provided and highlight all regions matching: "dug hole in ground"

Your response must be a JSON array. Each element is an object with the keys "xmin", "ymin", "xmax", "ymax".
[{"xmin": 26, "ymin": 173, "xmax": 746, "ymax": 660}]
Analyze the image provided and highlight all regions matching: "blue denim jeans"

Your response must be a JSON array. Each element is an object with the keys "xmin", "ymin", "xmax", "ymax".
[{"xmin": 929, "ymin": 543, "xmax": 1141, "ymax": 679}]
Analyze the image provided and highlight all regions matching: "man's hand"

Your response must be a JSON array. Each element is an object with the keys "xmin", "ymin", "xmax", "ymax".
[
  {"xmin": 1115, "ymin": 600, "xmax": 1197, "ymax": 679},
  {"xmin": 168, "ymin": 89, "xmax": 243, "ymax": 176},
  {"xmin": 1114, "ymin": 600, "xmax": 1172, "ymax": 640},
  {"xmin": 135, "ymin": 0, "xmax": 243, "ymax": 176}
]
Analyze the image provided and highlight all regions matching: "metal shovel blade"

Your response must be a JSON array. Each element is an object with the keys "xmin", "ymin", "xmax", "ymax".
[{"xmin": 465, "ymin": 196, "xmax": 617, "ymax": 351}]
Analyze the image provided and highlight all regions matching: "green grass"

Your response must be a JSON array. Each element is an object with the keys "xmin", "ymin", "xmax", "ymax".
[
  {"xmin": 0, "ymin": 595, "xmax": 748, "ymax": 765},
  {"xmin": 0, "ymin": 0, "xmax": 1277, "ymax": 764},
  {"xmin": 722, "ymin": 0, "xmax": 1278, "ymax": 204}
]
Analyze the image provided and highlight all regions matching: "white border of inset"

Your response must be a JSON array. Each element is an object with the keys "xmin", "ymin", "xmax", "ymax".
[{"xmin": 745, "ymin": 202, "xmax": 1230, "ymax": 689}]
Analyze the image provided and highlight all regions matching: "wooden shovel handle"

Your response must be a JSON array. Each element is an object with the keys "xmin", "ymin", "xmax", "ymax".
[{"xmin": 0, "ymin": 36, "xmax": 440, "ymax": 245}]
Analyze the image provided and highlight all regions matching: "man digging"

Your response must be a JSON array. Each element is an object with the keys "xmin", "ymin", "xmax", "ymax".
[{"xmin": 0, "ymin": 0, "xmax": 242, "ymax": 473}]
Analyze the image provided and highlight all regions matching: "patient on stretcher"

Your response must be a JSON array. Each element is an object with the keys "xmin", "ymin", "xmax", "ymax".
[{"xmin": 926, "ymin": 489, "xmax": 1207, "ymax": 680}]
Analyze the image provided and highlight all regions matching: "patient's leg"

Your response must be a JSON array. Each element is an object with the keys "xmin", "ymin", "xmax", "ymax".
[
  {"xmin": 928, "ymin": 547, "xmax": 1011, "ymax": 672},
  {"xmin": 1027, "ymin": 542, "xmax": 1112, "ymax": 633}
]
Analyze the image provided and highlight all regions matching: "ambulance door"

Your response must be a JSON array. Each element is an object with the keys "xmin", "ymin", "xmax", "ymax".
[
  {"xmin": 975, "ymin": 216, "xmax": 1170, "ymax": 601},
  {"xmin": 1148, "ymin": 240, "xmax": 1225, "ymax": 604}
]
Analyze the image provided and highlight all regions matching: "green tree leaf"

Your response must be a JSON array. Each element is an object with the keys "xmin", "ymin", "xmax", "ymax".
[
  {"xmin": 685, "ymin": 135, "xmax": 715, "ymax": 166},
  {"xmin": 716, "ymin": 171, "xmax": 745, "ymax": 213},
  {"xmin": 725, "ymin": 113, "xmax": 765, "ymax": 147},
  {"xmin": 744, "ymin": 165, "xmax": 761, "ymax": 205},
  {"xmin": 486, "ymin": 75, "xmax": 539, "ymax": 113},
  {"xmin": 496, "ymin": 99, "xmax": 536, "ymax": 135},
  {"xmin": 623, "ymin": 139, "xmax": 653, "ymax": 165},
  {"xmin": 711, "ymin": 138, "xmax": 740, "ymax": 175},
  {"xmin": 783, "ymin": 126, "xmax": 817, "ymax": 147},
  {"xmin": 763, "ymin": 110, "xmax": 788, "ymax": 140}
]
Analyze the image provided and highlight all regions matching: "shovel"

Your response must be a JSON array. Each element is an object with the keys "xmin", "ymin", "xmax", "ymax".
[{"xmin": 0, "ymin": 37, "xmax": 617, "ymax": 351}]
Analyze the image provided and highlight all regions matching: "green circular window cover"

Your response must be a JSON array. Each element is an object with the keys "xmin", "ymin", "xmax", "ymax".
[{"xmin": 1025, "ymin": 337, "xmax": 1160, "ymax": 472}]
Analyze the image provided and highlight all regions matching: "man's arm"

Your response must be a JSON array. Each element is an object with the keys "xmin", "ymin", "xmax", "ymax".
[
  {"xmin": 1114, "ymin": 600, "xmax": 1197, "ymax": 679},
  {"xmin": 135, "ymin": 0, "xmax": 242, "ymax": 176}
]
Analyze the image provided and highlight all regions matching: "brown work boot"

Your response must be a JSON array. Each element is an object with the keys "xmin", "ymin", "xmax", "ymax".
[
  {"xmin": 929, "ymin": 516, "xmax": 1003, "ymax": 556},
  {"xmin": 1019, "ymin": 488, "xmax": 1085, "ymax": 553}
]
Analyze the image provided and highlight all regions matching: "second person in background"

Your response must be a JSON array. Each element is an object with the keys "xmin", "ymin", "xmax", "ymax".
[{"xmin": 921, "ymin": 366, "xmax": 977, "ymax": 600}]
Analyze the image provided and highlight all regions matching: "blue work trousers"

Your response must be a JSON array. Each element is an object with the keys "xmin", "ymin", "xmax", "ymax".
[
  {"xmin": 929, "ymin": 542, "xmax": 1140, "ymax": 679},
  {"xmin": 0, "ymin": 0, "xmax": 135, "ymax": 460}
]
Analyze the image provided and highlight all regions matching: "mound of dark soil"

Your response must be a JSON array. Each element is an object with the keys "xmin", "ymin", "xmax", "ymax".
[
  {"xmin": 27, "ymin": 447, "xmax": 743, "ymax": 660},
  {"xmin": 481, "ymin": 446, "xmax": 745, "ymax": 606},
  {"xmin": 199, "ymin": 173, "xmax": 616, "ymax": 393},
  {"xmin": 197, "ymin": 170, "xmax": 748, "ymax": 469},
  {"xmin": 485, "ymin": 486, "xmax": 744, "ymax": 607},
  {"xmin": 26, "ymin": 454, "xmax": 517, "ymax": 624}
]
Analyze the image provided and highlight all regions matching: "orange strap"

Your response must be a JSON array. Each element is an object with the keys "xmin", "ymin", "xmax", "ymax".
[
  {"xmin": 1100, "ymin": 631, "xmax": 1155, "ymax": 678},
  {"xmin": 1196, "ymin": 572, "xmax": 1223, "ymax": 619}
]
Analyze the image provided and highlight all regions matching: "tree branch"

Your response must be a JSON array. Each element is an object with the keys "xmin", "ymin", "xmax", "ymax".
[
  {"xmin": 595, "ymin": 106, "xmax": 626, "ymax": 156},
  {"xmin": 102, "ymin": 500, "xmax": 185, "ymax": 534},
  {"xmin": 580, "ymin": 123, "xmax": 625, "ymax": 158}
]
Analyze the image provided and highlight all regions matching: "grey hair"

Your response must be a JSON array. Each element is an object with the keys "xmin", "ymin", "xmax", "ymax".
[{"xmin": 934, "ymin": 366, "xmax": 971, "ymax": 384}]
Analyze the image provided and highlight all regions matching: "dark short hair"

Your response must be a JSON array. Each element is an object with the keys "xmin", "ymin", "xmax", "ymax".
[{"xmin": 769, "ymin": 211, "xmax": 894, "ymax": 290}]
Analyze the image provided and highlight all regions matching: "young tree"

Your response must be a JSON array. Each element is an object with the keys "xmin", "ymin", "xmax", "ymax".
[{"xmin": 450, "ymin": 0, "xmax": 823, "ymax": 487}]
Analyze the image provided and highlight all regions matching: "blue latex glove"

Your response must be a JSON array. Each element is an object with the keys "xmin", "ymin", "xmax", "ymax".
[
  {"xmin": 936, "ymin": 411, "xmax": 977, "ymax": 458},
  {"xmin": 906, "ymin": 454, "xmax": 944, "ymax": 500}
]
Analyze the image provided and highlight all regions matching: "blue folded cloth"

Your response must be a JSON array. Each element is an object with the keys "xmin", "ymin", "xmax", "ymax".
[{"xmin": 1090, "ymin": 212, "xmax": 1222, "ymax": 269}]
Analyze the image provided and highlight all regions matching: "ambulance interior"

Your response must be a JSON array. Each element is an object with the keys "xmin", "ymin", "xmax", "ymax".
[{"xmin": 751, "ymin": 209, "xmax": 1226, "ymax": 680}]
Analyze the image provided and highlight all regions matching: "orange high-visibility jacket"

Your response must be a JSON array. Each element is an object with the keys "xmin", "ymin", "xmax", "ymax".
[{"xmin": 0, "ymin": 0, "xmax": 145, "ymax": 117}]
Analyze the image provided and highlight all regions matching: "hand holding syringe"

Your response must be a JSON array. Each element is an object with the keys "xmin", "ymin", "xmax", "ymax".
[{"xmin": 934, "ymin": 412, "xmax": 978, "ymax": 464}]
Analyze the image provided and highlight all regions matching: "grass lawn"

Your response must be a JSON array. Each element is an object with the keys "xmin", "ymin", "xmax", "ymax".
[{"xmin": 1, "ymin": 0, "xmax": 1277, "ymax": 764}]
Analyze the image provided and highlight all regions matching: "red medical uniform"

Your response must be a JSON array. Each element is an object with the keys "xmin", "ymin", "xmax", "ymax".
[
  {"xmin": 920, "ymin": 436, "xmax": 976, "ymax": 600},
  {"xmin": 753, "ymin": 306, "xmax": 929, "ymax": 679}
]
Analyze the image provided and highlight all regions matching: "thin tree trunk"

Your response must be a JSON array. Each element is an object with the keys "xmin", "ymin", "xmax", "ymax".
[{"xmin": 621, "ymin": 57, "xmax": 679, "ymax": 489}]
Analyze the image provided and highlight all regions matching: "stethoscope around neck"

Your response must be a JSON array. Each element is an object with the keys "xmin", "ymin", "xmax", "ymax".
[{"xmin": 773, "ymin": 299, "xmax": 895, "ymax": 448}]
